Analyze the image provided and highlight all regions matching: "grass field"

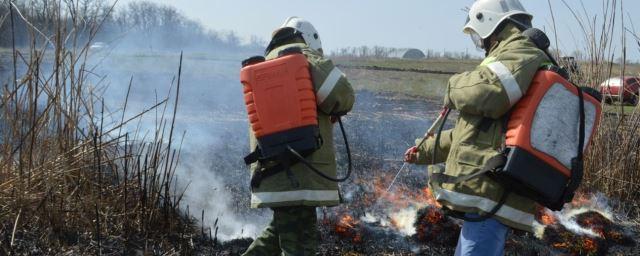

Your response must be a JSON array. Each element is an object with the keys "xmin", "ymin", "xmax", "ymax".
[
  {"xmin": 334, "ymin": 57, "xmax": 476, "ymax": 99},
  {"xmin": 335, "ymin": 56, "xmax": 640, "ymax": 114}
]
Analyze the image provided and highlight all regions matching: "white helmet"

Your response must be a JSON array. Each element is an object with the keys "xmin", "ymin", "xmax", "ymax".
[
  {"xmin": 463, "ymin": 0, "xmax": 532, "ymax": 49},
  {"xmin": 278, "ymin": 16, "xmax": 322, "ymax": 52}
]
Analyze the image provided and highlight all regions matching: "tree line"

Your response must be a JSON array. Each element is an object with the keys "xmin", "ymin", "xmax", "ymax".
[
  {"xmin": 0, "ymin": 0, "xmax": 263, "ymax": 53},
  {"xmin": 331, "ymin": 46, "xmax": 480, "ymax": 60}
]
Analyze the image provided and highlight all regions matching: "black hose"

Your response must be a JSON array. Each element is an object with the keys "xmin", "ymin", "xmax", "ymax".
[
  {"xmin": 432, "ymin": 109, "xmax": 452, "ymax": 165},
  {"xmin": 287, "ymin": 117, "xmax": 352, "ymax": 182}
]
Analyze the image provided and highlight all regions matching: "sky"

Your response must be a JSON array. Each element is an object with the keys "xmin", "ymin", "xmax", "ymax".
[{"xmin": 117, "ymin": 0, "xmax": 640, "ymax": 60}]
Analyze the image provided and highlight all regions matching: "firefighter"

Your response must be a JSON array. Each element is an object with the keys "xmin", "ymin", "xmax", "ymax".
[
  {"xmin": 242, "ymin": 16, "xmax": 355, "ymax": 256},
  {"xmin": 404, "ymin": 0, "xmax": 551, "ymax": 255}
]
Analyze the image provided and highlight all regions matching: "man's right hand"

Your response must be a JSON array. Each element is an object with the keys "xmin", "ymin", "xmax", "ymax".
[{"xmin": 404, "ymin": 146, "xmax": 418, "ymax": 163}]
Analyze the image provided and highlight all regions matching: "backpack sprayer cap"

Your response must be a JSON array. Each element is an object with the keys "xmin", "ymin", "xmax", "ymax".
[{"xmin": 242, "ymin": 56, "xmax": 266, "ymax": 68}]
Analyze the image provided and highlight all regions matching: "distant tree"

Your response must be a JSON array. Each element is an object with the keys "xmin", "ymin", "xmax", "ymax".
[
  {"xmin": 225, "ymin": 31, "xmax": 241, "ymax": 48},
  {"xmin": 248, "ymin": 35, "xmax": 266, "ymax": 51},
  {"xmin": 0, "ymin": 0, "xmax": 254, "ymax": 53}
]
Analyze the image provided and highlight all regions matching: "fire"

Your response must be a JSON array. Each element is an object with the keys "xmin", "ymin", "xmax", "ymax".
[
  {"xmin": 413, "ymin": 205, "xmax": 459, "ymax": 246},
  {"xmin": 539, "ymin": 210, "xmax": 557, "ymax": 226},
  {"xmin": 336, "ymin": 214, "xmax": 358, "ymax": 231},
  {"xmin": 552, "ymin": 242, "xmax": 568, "ymax": 249},
  {"xmin": 582, "ymin": 238, "xmax": 597, "ymax": 253},
  {"xmin": 540, "ymin": 193, "xmax": 635, "ymax": 255},
  {"xmin": 326, "ymin": 159, "xmax": 635, "ymax": 255},
  {"xmin": 334, "ymin": 213, "xmax": 363, "ymax": 243},
  {"xmin": 425, "ymin": 208, "xmax": 443, "ymax": 224},
  {"xmin": 417, "ymin": 187, "xmax": 441, "ymax": 208}
]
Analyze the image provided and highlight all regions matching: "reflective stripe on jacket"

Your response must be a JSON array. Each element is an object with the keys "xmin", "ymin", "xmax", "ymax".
[
  {"xmin": 415, "ymin": 24, "xmax": 550, "ymax": 232},
  {"xmin": 249, "ymin": 43, "xmax": 355, "ymax": 208}
]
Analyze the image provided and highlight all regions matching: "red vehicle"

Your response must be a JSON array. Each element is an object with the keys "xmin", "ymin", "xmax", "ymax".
[{"xmin": 599, "ymin": 76, "xmax": 640, "ymax": 105}]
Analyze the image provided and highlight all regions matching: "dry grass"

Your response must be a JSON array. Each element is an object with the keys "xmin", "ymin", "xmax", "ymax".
[
  {"xmin": 0, "ymin": 2, "xmax": 206, "ymax": 254},
  {"xmin": 550, "ymin": 0, "xmax": 640, "ymax": 216}
]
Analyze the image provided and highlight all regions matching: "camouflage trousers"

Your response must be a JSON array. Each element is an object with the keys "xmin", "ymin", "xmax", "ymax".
[{"xmin": 242, "ymin": 206, "xmax": 318, "ymax": 256}]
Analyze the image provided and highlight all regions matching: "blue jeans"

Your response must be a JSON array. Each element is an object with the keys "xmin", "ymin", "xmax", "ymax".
[{"xmin": 454, "ymin": 214, "xmax": 509, "ymax": 256}]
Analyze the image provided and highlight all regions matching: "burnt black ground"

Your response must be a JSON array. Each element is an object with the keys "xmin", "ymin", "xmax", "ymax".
[{"xmin": 206, "ymin": 91, "xmax": 638, "ymax": 256}]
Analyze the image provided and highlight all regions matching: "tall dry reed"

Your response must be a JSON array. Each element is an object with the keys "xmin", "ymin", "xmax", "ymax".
[
  {"xmin": 551, "ymin": 0, "xmax": 640, "ymax": 217},
  {"xmin": 0, "ymin": 1, "xmax": 205, "ymax": 254}
]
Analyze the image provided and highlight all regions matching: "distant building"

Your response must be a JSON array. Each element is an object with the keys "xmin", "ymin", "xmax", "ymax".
[{"xmin": 389, "ymin": 48, "xmax": 426, "ymax": 59}]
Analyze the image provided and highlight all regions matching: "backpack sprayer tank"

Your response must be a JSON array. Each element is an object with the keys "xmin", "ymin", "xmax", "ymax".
[
  {"xmin": 498, "ymin": 69, "xmax": 601, "ymax": 210},
  {"xmin": 241, "ymin": 47, "xmax": 321, "ymax": 163},
  {"xmin": 496, "ymin": 28, "xmax": 602, "ymax": 211}
]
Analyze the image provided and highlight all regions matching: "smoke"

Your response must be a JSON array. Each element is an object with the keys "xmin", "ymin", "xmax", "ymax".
[
  {"xmin": 536, "ymin": 192, "xmax": 617, "ymax": 239},
  {"xmin": 388, "ymin": 208, "xmax": 420, "ymax": 236},
  {"xmin": 82, "ymin": 31, "xmax": 270, "ymax": 240},
  {"xmin": 2, "ymin": 0, "xmax": 447, "ymax": 243},
  {"xmin": 177, "ymin": 144, "xmax": 263, "ymax": 241}
]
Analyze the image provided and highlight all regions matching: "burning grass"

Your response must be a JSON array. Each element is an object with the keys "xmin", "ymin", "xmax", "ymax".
[
  {"xmin": 413, "ymin": 205, "xmax": 459, "ymax": 246},
  {"xmin": 541, "ymin": 210, "xmax": 635, "ymax": 255},
  {"xmin": 295, "ymin": 91, "xmax": 640, "ymax": 255},
  {"xmin": 313, "ymin": 148, "xmax": 638, "ymax": 255}
]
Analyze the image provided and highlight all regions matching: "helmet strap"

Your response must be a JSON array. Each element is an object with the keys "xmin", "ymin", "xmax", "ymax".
[{"xmin": 482, "ymin": 36, "xmax": 495, "ymax": 56}]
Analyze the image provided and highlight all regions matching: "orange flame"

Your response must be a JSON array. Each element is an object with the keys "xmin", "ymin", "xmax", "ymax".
[
  {"xmin": 540, "ymin": 211, "xmax": 557, "ymax": 225},
  {"xmin": 336, "ymin": 214, "xmax": 358, "ymax": 232},
  {"xmin": 334, "ymin": 214, "xmax": 363, "ymax": 243},
  {"xmin": 553, "ymin": 242, "xmax": 569, "ymax": 249},
  {"xmin": 420, "ymin": 187, "xmax": 442, "ymax": 208},
  {"xmin": 583, "ymin": 238, "xmax": 597, "ymax": 252},
  {"xmin": 426, "ymin": 208, "xmax": 443, "ymax": 224}
]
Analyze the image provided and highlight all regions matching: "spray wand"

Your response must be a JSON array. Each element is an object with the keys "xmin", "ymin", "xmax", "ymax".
[{"xmin": 386, "ymin": 107, "xmax": 451, "ymax": 191}]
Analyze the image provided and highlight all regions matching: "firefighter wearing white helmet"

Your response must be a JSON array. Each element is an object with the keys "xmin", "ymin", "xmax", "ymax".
[
  {"xmin": 264, "ymin": 16, "xmax": 324, "ymax": 54},
  {"xmin": 243, "ymin": 16, "xmax": 354, "ymax": 256},
  {"xmin": 405, "ymin": 0, "xmax": 551, "ymax": 255},
  {"xmin": 464, "ymin": 0, "xmax": 532, "ymax": 51},
  {"xmin": 280, "ymin": 16, "xmax": 322, "ymax": 52}
]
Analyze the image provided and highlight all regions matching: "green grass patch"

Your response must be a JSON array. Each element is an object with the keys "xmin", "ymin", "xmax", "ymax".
[
  {"xmin": 603, "ymin": 103, "xmax": 638, "ymax": 114},
  {"xmin": 344, "ymin": 68, "xmax": 449, "ymax": 99},
  {"xmin": 334, "ymin": 57, "xmax": 479, "ymax": 74},
  {"xmin": 335, "ymin": 57, "xmax": 471, "ymax": 99}
]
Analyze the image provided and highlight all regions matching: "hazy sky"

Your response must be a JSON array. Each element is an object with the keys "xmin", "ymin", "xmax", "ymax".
[{"xmin": 117, "ymin": 0, "xmax": 640, "ymax": 59}]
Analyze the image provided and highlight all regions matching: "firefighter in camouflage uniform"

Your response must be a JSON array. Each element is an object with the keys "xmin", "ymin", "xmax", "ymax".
[
  {"xmin": 405, "ymin": 0, "xmax": 551, "ymax": 255},
  {"xmin": 242, "ymin": 16, "xmax": 355, "ymax": 256}
]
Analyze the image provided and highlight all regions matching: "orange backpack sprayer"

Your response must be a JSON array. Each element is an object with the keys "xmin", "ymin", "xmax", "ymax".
[
  {"xmin": 496, "ymin": 28, "xmax": 602, "ymax": 211},
  {"xmin": 429, "ymin": 28, "xmax": 602, "ymax": 217},
  {"xmin": 241, "ymin": 48, "xmax": 320, "ymax": 161},
  {"xmin": 500, "ymin": 68, "xmax": 601, "ymax": 210},
  {"xmin": 241, "ymin": 47, "xmax": 352, "ymax": 187}
]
